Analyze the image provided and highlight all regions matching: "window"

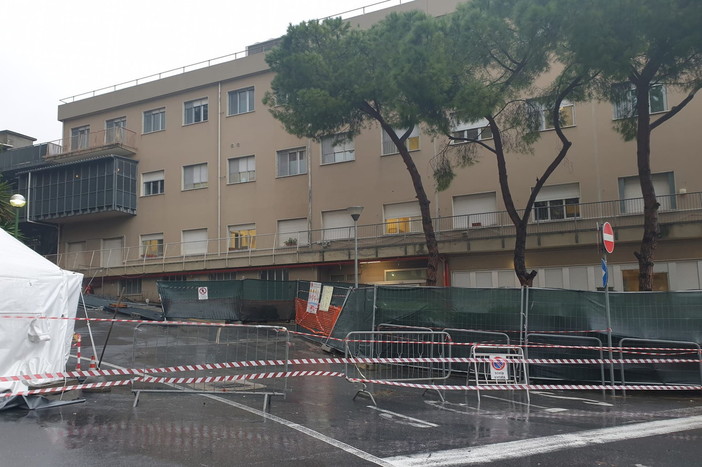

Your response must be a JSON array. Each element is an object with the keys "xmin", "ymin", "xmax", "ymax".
[
  {"xmin": 612, "ymin": 83, "xmax": 667, "ymax": 120},
  {"xmin": 322, "ymin": 210, "xmax": 355, "ymax": 241},
  {"xmin": 184, "ymin": 98, "xmax": 208, "ymax": 124},
  {"xmin": 228, "ymin": 87, "xmax": 255, "ymax": 115},
  {"xmin": 619, "ymin": 172, "xmax": 675, "ymax": 213},
  {"xmin": 106, "ymin": 117, "xmax": 126, "ymax": 144},
  {"xmin": 382, "ymin": 126, "xmax": 420, "ymax": 155},
  {"xmin": 229, "ymin": 224, "xmax": 256, "ymax": 250},
  {"xmin": 183, "ymin": 163, "xmax": 208, "ymax": 190},
  {"xmin": 142, "ymin": 170, "xmax": 165, "ymax": 196},
  {"xmin": 209, "ymin": 272, "xmax": 236, "ymax": 281},
  {"xmin": 277, "ymin": 218, "xmax": 308, "ymax": 247},
  {"xmin": 141, "ymin": 233, "xmax": 164, "ymax": 258},
  {"xmin": 101, "ymin": 237, "xmax": 123, "ymax": 268},
  {"xmin": 322, "ymin": 133, "xmax": 355, "ymax": 164},
  {"xmin": 384, "ymin": 268, "xmax": 426, "ymax": 284},
  {"xmin": 182, "ymin": 229, "xmax": 208, "ymax": 256},
  {"xmin": 453, "ymin": 192, "xmax": 498, "ymax": 229},
  {"xmin": 384, "ymin": 202, "xmax": 421, "ymax": 234},
  {"xmin": 261, "ymin": 269, "xmax": 289, "ymax": 281},
  {"xmin": 70, "ymin": 125, "xmax": 90, "ymax": 150},
  {"xmin": 162, "ymin": 275, "xmax": 188, "ymax": 282},
  {"xmin": 144, "ymin": 108, "xmax": 166, "ymax": 133},
  {"xmin": 533, "ymin": 183, "xmax": 580, "ymax": 221},
  {"xmin": 120, "ymin": 278, "xmax": 142, "ymax": 295},
  {"xmin": 451, "ymin": 119, "xmax": 493, "ymax": 143},
  {"xmin": 622, "ymin": 269, "xmax": 669, "ymax": 291},
  {"xmin": 67, "ymin": 241, "xmax": 88, "ymax": 268},
  {"xmin": 277, "ymin": 148, "xmax": 307, "ymax": 177},
  {"xmin": 528, "ymin": 100, "xmax": 575, "ymax": 131},
  {"xmin": 228, "ymin": 156, "xmax": 256, "ymax": 183}
]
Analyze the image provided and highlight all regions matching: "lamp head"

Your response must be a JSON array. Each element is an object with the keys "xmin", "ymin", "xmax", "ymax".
[
  {"xmin": 10, "ymin": 194, "xmax": 26, "ymax": 208},
  {"xmin": 347, "ymin": 205, "xmax": 364, "ymax": 221}
]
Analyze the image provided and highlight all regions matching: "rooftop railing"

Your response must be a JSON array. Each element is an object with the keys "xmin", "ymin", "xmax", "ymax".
[
  {"xmin": 58, "ymin": 1, "xmax": 408, "ymax": 104},
  {"xmin": 47, "ymin": 192, "xmax": 702, "ymax": 275}
]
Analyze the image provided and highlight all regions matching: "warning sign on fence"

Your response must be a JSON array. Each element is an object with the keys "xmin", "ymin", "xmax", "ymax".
[
  {"xmin": 197, "ymin": 287, "xmax": 209, "ymax": 301},
  {"xmin": 489, "ymin": 355, "xmax": 509, "ymax": 380}
]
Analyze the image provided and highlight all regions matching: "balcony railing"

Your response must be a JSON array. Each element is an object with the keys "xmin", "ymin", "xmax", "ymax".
[
  {"xmin": 48, "ymin": 192, "xmax": 702, "ymax": 275},
  {"xmin": 43, "ymin": 128, "xmax": 137, "ymax": 161}
]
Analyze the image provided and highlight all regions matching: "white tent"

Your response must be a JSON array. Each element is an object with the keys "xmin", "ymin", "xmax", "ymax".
[{"xmin": 0, "ymin": 228, "xmax": 83, "ymax": 395}]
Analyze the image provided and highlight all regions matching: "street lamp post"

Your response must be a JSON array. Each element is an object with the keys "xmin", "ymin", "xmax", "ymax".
[
  {"xmin": 347, "ymin": 206, "xmax": 364, "ymax": 288},
  {"xmin": 9, "ymin": 194, "xmax": 26, "ymax": 239}
]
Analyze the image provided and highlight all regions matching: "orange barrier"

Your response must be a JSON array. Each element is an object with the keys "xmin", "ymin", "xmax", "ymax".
[{"xmin": 294, "ymin": 298, "xmax": 342, "ymax": 337}]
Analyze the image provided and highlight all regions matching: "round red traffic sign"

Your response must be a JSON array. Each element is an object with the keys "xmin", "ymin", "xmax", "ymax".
[{"xmin": 602, "ymin": 222, "xmax": 615, "ymax": 254}]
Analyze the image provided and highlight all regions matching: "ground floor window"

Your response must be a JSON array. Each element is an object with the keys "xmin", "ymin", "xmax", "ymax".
[
  {"xmin": 622, "ymin": 270, "xmax": 669, "ymax": 291},
  {"xmin": 120, "ymin": 278, "xmax": 142, "ymax": 295},
  {"xmin": 261, "ymin": 269, "xmax": 289, "ymax": 281}
]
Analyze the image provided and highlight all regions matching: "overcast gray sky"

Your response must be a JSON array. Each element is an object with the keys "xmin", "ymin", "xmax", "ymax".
[{"xmin": 1, "ymin": 0, "xmax": 394, "ymax": 143}]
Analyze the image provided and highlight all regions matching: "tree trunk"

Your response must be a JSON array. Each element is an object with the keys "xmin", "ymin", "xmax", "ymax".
[
  {"xmin": 398, "ymin": 145, "xmax": 440, "ymax": 286},
  {"xmin": 374, "ymin": 119, "xmax": 440, "ymax": 286},
  {"xmin": 634, "ymin": 83, "xmax": 658, "ymax": 291},
  {"xmin": 514, "ymin": 220, "xmax": 537, "ymax": 286}
]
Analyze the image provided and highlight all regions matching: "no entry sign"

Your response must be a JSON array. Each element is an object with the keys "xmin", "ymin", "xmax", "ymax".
[{"xmin": 602, "ymin": 222, "xmax": 615, "ymax": 254}]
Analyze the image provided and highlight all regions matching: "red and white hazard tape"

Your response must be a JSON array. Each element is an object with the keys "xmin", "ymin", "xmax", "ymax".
[
  {"xmin": 138, "ymin": 370, "xmax": 345, "ymax": 385},
  {"xmin": 3, "ymin": 356, "xmax": 700, "ymax": 384},
  {"xmin": 2, "ymin": 314, "xmax": 695, "ymax": 354},
  {"xmin": 346, "ymin": 378, "xmax": 702, "ymax": 392},
  {"xmin": 2, "ymin": 379, "xmax": 132, "ymax": 397},
  {"xmin": 5, "ymin": 372, "xmax": 700, "ymax": 398}
]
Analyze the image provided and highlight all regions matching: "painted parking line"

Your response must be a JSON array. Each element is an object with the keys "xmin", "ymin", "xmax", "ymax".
[
  {"xmin": 383, "ymin": 414, "xmax": 702, "ymax": 466},
  {"xmin": 481, "ymin": 394, "xmax": 568, "ymax": 412},
  {"xmin": 531, "ymin": 390, "xmax": 613, "ymax": 407},
  {"xmin": 368, "ymin": 405, "xmax": 439, "ymax": 428},
  {"xmin": 205, "ymin": 393, "xmax": 393, "ymax": 466},
  {"xmin": 100, "ymin": 360, "xmax": 392, "ymax": 466}
]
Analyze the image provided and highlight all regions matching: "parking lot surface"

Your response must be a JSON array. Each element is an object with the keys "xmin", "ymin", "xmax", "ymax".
[{"xmin": 1, "ymin": 312, "xmax": 701, "ymax": 466}]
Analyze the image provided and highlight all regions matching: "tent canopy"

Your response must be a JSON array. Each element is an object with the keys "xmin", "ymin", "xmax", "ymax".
[{"xmin": 0, "ymin": 228, "xmax": 83, "ymax": 395}]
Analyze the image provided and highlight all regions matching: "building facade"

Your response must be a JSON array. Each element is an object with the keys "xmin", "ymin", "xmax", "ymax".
[{"xmin": 3, "ymin": 0, "xmax": 702, "ymax": 300}]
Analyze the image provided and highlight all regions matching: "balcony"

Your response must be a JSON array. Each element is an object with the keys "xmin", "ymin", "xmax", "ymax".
[
  {"xmin": 18, "ymin": 155, "xmax": 138, "ymax": 222},
  {"xmin": 44, "ymin": 128, "xmax": 137, "ymax": 163},
  {"xmin": 48, "ymin": 192, "xmax": 702, "ymax": 277}
]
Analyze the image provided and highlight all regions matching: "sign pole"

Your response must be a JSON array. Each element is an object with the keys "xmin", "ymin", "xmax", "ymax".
[{"xmin": 600, "ymin": 222, "xmax": 616, "ymax": 394}]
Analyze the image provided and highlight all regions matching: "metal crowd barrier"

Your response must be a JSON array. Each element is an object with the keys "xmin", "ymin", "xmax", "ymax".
[
  {"xmin": 132, "ymin": 323, "xmax": 290, "ymax": 411},
  {"xmin": 617, "ymin": 338, "xmax": 702, "ymax": 394},
  {"xmin": 344, "ymin": 330, "xmax": 452, "ymax": 405},
  {"xmin": 470, "ymin": 344, "xmax": 529, "ymax": 403},
  {"xmin": 444, "ymin": 328, "xmax": 511, "ymax": 375},
  {"xmin": 526, "ymin": 334, "xmax": 606, "ymax": 393}
]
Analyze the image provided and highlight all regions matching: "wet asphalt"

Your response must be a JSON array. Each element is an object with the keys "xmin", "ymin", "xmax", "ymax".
[{"xmin": 1, "ymin": 309, "xmax": 701, "ymax": 466}]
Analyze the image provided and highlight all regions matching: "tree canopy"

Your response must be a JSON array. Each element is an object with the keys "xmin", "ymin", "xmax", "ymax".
[
  {"xmin": 265, "ymin": 12, "xmax": 452, "ymax": 285},
  {"xmin": 430, "ymin": 0, "xmax": 593, "ymax": 285},
  {"xmin": 556, "ymin": 0, "xmax": 702, "ymax": 290}
]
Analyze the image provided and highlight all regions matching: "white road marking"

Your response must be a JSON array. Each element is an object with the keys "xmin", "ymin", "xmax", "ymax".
[
  {"xmin": 481, "ymin": 394, "xmax": 567, "ymax": 412},
  {"xmin": 384, "ymin": 414, "xmax": 702, "ymax": 466},
  {"xmin": 532, "ymin": 390, "xmax": 613, "ymax": 406},
  {"xmin": 425, "ymin": 400, "xmax": 481, "ymax": 414},
  {"xmin": 368, "ymin": 405, "xmax": 439, "ymax": 428},
  {"xmin": 102, "ymin": 360, "xmax": 392, "ymax": 466}
]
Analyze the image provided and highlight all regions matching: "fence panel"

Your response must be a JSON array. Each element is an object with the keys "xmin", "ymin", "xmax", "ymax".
[
  {"xmin": 526, "ymin": 334, "xmax": 606, "ymax": 388},
  {"xmin": 344, "ymin": 330, "xmax": 451, "ymax": 405},
  {"xmin": 470, "ymin": 344, "xmax": 529, "ymax": 403},
  {"xmin": 617, "ymin": 338, "xmax": 702, "ymax": 389},
  {"xmin": 132, "ymin": 323, "xmax": 289, "ymax": 411}
]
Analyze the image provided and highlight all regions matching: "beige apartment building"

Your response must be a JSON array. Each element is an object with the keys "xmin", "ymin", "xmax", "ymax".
[{"xmin": 4, "ymin": 0, "xmax": 702, "ymax": 300}]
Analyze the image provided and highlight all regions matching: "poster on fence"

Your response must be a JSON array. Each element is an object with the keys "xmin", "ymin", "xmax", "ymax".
[
  {"xmin": 306, "ymin": 282, "xmax": 322, "ymax": 314},
  {"xmin": 197, "ymin": 287, "xmax": 209, "ymax": 301},
  {"xmin": 319, "ymin": 286, "xmax": 333, "ymax": 312}
]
